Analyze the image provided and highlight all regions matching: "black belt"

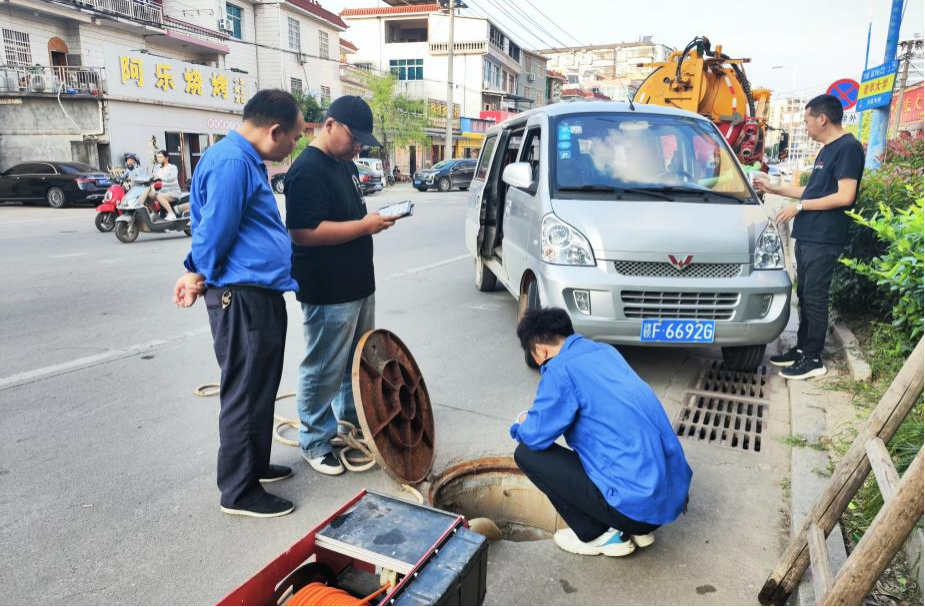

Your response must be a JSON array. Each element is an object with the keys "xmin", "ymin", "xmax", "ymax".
[{"xmin": 208, "ymin": 284, "xmax": 285, "ymax": 297}]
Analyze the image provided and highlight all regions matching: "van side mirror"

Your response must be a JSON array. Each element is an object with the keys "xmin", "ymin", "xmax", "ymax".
[{"xmin": 502, "ymin": 162, "xmax": 534, "ymax": 190}]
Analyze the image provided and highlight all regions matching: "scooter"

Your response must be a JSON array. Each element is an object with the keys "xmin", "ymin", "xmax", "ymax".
[
  {"xmin": 113, "ymin": 174, "xmax": 191, "ymax": 244},
  {"xmin": 94, "ymin": 171, "xmax": 127, "ymax": 233}
]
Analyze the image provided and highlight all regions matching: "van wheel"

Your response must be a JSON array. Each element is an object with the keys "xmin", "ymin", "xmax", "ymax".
[
  {"xmin": 517, "ymin": 279, "xmax": 542, "ymax": 369},
  {"xmin": 416, "ymin": 187, "xmax": 428, "ymax": 192},
  {"xmin": 437, "ymin": 177, "xmax": 451, "ymax": 192},
  {"xmin": 475, "ymin": 256, "xmax": 497, "ymax": 292},
  {"xmin": 458, "ymin": 186, "xmax": 469, "ymax": 191},
  {"xmin": 721, "ymin": 345, "xmax": 766, "ymax": 372}
]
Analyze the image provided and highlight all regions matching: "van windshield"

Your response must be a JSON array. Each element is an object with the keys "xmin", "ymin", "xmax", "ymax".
[{"xmin": 552, "ymin": 113, "xmax": 755, "ymax": 203}]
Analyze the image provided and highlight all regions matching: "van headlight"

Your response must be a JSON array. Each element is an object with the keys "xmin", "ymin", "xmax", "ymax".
[
  {"xmin": 755, "ymin": 223, "xmax": 784, "ymax": 270},
  {"xmin": 541, "ymin": 214, "xmax": 595, "ymax": 266}
]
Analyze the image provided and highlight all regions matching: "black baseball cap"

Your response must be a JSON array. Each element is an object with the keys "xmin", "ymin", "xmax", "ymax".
[{"xmin": 325, "ymin": 95, "xmax": 382, "ymax": 147}]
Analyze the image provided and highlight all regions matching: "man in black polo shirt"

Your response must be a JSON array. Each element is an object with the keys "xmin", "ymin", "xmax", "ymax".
[
  {"xmin": 756, "ymin": 94, "xmax": 865, "ymax": 380},
  {"xmin": 285, "ymin": 96, "xmax": 397, "ymax": 475}
]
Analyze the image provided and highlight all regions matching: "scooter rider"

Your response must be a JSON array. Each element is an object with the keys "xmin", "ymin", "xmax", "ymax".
[{"xmin": 124, "ymin": 154, "xmax": 144, "ymax": 182}]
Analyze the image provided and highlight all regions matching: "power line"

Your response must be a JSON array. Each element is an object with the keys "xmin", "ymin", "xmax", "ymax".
[
  {"xmin": 519, "ymin": 0, "xmax": 586, "ymax": 48},
  {"xmin": 497, "ymin": 0, "xmax": 572, "ymax": 50},
  {"xmin": 467, "ymin": 0, "xmax": 556, "ymax": 51}
]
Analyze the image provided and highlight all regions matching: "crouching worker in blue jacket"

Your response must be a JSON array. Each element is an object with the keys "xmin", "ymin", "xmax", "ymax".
[{"xmin": 511, "ymin": 307, "xmax": 693, "ymax": 557}]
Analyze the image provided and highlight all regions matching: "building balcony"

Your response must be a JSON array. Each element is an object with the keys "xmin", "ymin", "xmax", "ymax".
[
  {"xmin": 149, "ymin": 16, "xmax": 230, "ymax": 55},
  {"xmin": 0, "ymin": 64, "xmax": 106, "ymax": 95},
  {"xmin": 428, "ymin": 41, "xmax": 486, "ymax": 55},
  {"xmin": 340, "ymin": 63, "xmax": 371, "ymax": 87},
  {"xmin": 71, "ymin": 0, "xmax": 163, "ymax": 25}
]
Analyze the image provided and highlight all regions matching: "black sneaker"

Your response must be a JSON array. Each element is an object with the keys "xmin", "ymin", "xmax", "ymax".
[
  {"xmin": 259, "ymin": 464, "xmax": 293, "ymax": 483},
  {"xmin": 221, "ymin": 491, "xmax": 294, "ymax": 518},
  {"xmin": 770, "ymin": 347, "xmax": 802, "ymax": 367},
  {"xmin": 780, "ymin": 356, "xmax": 827, "ymax": 380}
]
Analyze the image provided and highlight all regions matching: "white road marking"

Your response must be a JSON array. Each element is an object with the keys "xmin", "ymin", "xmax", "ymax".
[
  {"xmin": 2, "ymin": 252, "xmax": 468, "ymax": 390},
  {"xmin": 0, "ymin": 327, "xmax": 211, "ymax": 392},
  {"xmin": 386, "ymin": 254, "xmax": 470, "ymax": 280},
  {"xmin": 51, "ymin": 253, "xmax": 87, "ymax": 259}
]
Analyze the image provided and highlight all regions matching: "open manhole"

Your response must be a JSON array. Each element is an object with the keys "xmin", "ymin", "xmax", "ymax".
[
  {"xmin": 429, "ymin": 457, "xmax": 564, "ymax": 542},
  {"xmin": 673, "ymin": 393, "xmax": 765, "ymax": 453},
  {"xmin": 693, "ymin": 361, "xmax": 769, "ymax": 399},
  {"xmin": 353, "ymin": 332, "xmax": 564, "ymax": 542}
]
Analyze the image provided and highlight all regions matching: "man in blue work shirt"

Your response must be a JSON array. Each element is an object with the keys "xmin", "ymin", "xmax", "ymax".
[
  {"xmin": 511, "ymin": 308, "xmax": 693, "ymax": 556},
  {"xmin": 173, "ymin": 90, "xmax": 305, "ymax": 518}
]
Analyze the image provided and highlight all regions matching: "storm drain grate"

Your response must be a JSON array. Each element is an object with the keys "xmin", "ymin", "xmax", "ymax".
[
  {"xmin": 693, "ymin": 361, "xmax": 769, "ymax": 400},
  {"xmin": 673, "ymin": 393, "xmax": 765, "ymax": 453}
]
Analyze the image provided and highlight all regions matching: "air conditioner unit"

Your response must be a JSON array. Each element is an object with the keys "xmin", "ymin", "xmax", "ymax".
[
  {"xmin": 217, "ymin": 18, "xmax": 233, "ymax": 32},
  {"xmin": 526, "ymin": 74, "xmax": 536, "ymax": 82}
]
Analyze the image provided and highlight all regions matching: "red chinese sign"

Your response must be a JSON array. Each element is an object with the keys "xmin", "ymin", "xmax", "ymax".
[{"xmin": 899, "ymin": 83, "xmax": 924, "ymax": 127}]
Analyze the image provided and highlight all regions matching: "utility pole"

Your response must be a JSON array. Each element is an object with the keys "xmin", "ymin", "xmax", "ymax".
[
  {"xmin": 444, "ymin": 0, "xmax": 455, "ymax": 162},
  {"xmin": 865, "ymin": 0, "xmax": 903, "ymax": 169},
  {"xmin": 888, "ymin": 45, "xmax": 911, "ymax": 140},
  {"xmin": 889, "ymin": 39, "xmax": 923, "ymax": 139}
]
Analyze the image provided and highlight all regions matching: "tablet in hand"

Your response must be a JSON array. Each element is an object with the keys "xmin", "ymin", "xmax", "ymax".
[{"xmin": 378, "ymin": 201, "xmax": 414, "ymax": 218}]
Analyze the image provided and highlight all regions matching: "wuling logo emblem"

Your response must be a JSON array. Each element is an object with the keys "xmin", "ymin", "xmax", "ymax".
[{"xmin": 668, "ymin": 254, "xmax": 694, "ymax": 271}]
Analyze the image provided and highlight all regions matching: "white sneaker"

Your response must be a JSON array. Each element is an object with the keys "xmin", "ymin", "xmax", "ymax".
[
  {"xmin": 165, "ymin": 212, "xmax": 177, "ymax": 221},
  {"xmin": 631, "ymin": 533, "xmax": 655, "ymax": 548},
  {"xmin": 303, "ymin": 451, "xmax": 345, "ymax": 476},
  {"xmin": 553, "ymin": 527, "xmax": 635, "ymax": 557}
]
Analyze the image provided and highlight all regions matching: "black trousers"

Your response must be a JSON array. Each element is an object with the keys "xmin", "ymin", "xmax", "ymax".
[
  {"xmin": 206, "ymin": 287, "xmax": 287, "ymax": 507},
  {"xmin": 514, "ymin": 443, "xmax": 659, "ymax": 543},
  {"xmin": 794, "ymin": 240, "xmax": 843, "ymax": 359}
]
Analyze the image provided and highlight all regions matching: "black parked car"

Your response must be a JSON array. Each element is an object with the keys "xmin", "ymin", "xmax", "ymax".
[
  {"xmin": 354, "ymin": 162, "xmax": 383, "ymax": 195},
  {"xmin": 0, "ymin": 161, "xmax": 111, "ymax": 208},
  {"xmin": 413, "ymin": 159, "xmax": 476, "ymax": 192}
]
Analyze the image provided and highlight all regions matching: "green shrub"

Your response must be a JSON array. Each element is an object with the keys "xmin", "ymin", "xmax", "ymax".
[
  {"xmin": 831, "ymin": 133, "xmax": 924, "ymax": 319},
  {"xmin": 842, "ymin": 195, "xmax": 924, "ymax": 354}
]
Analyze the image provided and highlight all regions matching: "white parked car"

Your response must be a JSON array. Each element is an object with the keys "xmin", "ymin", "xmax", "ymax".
[{"xmin": 354, "ymin": 158, "xmax": 384, "ymax": 181}]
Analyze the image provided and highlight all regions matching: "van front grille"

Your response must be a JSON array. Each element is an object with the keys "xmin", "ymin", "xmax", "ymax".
[
  {"xmin": 622, "ymin": 291, "xmax": 739, "ymax": 321},
  {"xmin": 614, "ymin": 260, "xmax": 742, "ymax": 279}
]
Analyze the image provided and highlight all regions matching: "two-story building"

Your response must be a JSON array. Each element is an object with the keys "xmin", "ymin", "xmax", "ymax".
[{"xmin": 0, "ymin": 0, "xmax": 344, "ymax": 184}]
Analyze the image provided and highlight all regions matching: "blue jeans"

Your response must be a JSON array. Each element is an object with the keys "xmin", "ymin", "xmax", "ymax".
[{"xmin": 296, "ymin": 295, "xmax": 375, "ymax": 459}]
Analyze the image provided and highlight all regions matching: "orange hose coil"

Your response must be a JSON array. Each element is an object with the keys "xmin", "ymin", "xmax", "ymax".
[{"xmin": 285, "ymin": 582, "xmax": 391, "ymax": 606}]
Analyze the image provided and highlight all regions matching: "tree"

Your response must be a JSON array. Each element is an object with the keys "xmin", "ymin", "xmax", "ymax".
[
  {"xmin": 363, "ymin": 72, "xmax": 431, "ymax": 170},
  {"xmin": 293, "ymin": 91, "xmax": 325, "ymax": 123}
]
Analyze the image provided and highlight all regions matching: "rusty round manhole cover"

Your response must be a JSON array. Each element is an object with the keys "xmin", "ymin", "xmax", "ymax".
[{"xmin": 351, "ymin": 329, "xmax": 435, "ymax": 484}]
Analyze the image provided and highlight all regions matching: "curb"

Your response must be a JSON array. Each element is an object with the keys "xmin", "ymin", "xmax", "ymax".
[
  {"xmin": 787, "ymin": 377, "xmax": 849, "ymax": 605},
  {"xmin": 830, "ymin": 323, "xmax": 872, "ymax": 383}
]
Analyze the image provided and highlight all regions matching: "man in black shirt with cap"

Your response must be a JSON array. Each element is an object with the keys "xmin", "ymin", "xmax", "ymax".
[
  {"xmin": 285, "ymin": 96, "xmax": 397, "ymax": 475},
  {"xmin": 756, "ymin": 94, "xmax": 865, "ymax": 380}
]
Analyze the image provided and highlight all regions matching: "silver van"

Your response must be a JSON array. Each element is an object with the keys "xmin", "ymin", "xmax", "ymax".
[{"xmin": 464, "ymin": 102, "xmax": 791, "ymax": 371}]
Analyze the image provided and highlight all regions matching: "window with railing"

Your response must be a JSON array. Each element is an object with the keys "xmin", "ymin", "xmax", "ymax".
[
  {"xmin": 320, "ymin": 85, "xmax": 331, "ymax": 105},
  {"xmin": 318, "ymin": 31, "xmax": 329, "ymax": 60},
  {"xmin": 489, "ymin": 25, "xmax": 504, "ymax": 50},
  {"xmin": 2, "ymin": 29, "xmax": 32, "ymax": 65},
  {"xmin": 288, "ymin": 17, "xmax": 301, "ymax": 51},
  {"xmin": 226, "ymin": 3, "xmax": 242, "ymax": 40},
  {"xmin": 290, "ymin": 77, "xmax": 302, "ymax": 94},
  {"xmin": 389, "ymin": 59, "xmax": 423, "ymax": 81}
]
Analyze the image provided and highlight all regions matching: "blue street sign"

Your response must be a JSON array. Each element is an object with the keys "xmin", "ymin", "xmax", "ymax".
[{"xmin": 857, "ymin": 60, "xmax": 899, "ymax": 111}]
